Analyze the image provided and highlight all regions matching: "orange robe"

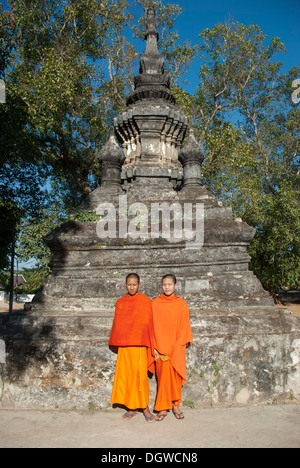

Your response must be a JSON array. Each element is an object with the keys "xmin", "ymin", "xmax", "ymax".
[
  {"xmin": 152, "ymin": 294, "xmax": 193, "ymax": 411},
  {"xmin": 109, "ymin": 292, "xmax": 155, "ymax": 410}
]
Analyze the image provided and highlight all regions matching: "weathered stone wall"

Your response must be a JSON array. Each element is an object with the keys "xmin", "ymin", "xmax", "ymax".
[
  {"xmin": 185, "ymin": 310, "xmax": 300, "ymax": 407},
  {"xmin": 0, "ymin": 313, "xmax": 115, "ymax": 409},
  {"xmin": 0, "ymin": 309, "xmax": 299, "ymax": 410}
]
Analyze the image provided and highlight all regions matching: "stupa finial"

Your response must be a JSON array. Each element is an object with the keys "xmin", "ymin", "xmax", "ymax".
[
  {"xmin": 126, "ymin": 0, "xmax": 175, "ymax": 106},
  {"xmin": 139, "ymin": 0, "xmax": 164, "ymax": 75}
]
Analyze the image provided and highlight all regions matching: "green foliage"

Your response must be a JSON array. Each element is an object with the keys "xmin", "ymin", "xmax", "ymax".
[
  {"xmin": 1, "ymin": 0, "xmax": 193, "ymax": 272},
  {"xmin": 17, "ymin": 208, "xmax": 69, "ymax": 269},
  {"xmin": 190, "ymin": 21, "xmax": 299, "ymax": 293},
  {"xmin": 73, "ymin": 210, "xmax": 101, "ymax": 222},
  {"xmin": 0, "ymin": 3, "xmax": 298, "ymax": 293},
  {"xmin": 0, "ymin": 5, "xmax": 52, "ymax": 270},
  {"xmin": 20, "ymin": 267, "xmax": 50, "ymax": 294},
  {"xmin": 248, "ymin": 183, "xmax": 300, "ymax": 293},
  {"xmin": 183, "ymin": 400, "xmax": 195, "ymax": 409},
  {"xmin": 0, "ymin": 266, "xmax": 49, "ymax": 294}
]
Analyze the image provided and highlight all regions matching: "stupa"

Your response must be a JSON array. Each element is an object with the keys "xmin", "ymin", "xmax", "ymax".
[
  {"xmin": 30, "ymin": 2, "xmax": 273, "ymax": 313},
  {"xmin": 0, "ymin": 2, "xmax": 299, "ymax": 410}
]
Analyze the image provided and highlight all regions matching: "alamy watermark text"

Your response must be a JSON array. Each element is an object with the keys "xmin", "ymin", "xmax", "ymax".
[{"xmin": 96, "ymin": 195, "xmax": 204, "ymax": 250}]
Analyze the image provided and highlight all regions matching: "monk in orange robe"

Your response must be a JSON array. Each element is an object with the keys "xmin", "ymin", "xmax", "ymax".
[
  {"xmin": 108, "ymin": 273, "xmax": 157, "ymax": 422},
  {"xmin": 152, "ymin": 274, "xmax": 193, "ymax": 420}
]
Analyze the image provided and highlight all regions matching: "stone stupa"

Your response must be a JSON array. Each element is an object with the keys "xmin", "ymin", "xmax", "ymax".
[
  {"xmin": 0, "ymin": 2, "xmax": 299, "ymax": 410},
  {"xmin": 31, "ymin": 1, "xmax": 273, "ymax": 313}
]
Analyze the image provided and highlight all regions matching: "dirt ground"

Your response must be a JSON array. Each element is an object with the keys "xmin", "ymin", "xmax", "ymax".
[
  {"xmin": 0, "ymin": 404, "xmax": 299, "ymax": 448},
  {"xmin": 275, "ymin": 302, "xmax": 300, "ymax": 317},
  {"xmin": 0, "ymin": 300, "xmax": 24, "ymax": 313}
]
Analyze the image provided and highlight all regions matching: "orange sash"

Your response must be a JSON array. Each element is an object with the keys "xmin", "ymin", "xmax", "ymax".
[
  {"xmin": 152, "ymin": 295, "xmax": 193, "ymax": 382},
  {"xmin": 108, "ymin": 292, "xmax": 155, "ymax": 373}
]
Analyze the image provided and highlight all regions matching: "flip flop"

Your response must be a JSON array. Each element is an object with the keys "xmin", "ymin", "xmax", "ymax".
[
  {"xmin": 122, "ymin": 412, "xmax": 137, "ymax": 421},
  {"xmin": 172, "ymin": 409, "xmax": 184, "ymax": 420},
  {"xmin": 157, "ymin": 412, "xmax": 168, "ymax": 421},
  {"xmin": 144, "ymin": 414, "xmax": 157, "ymax": 423}
]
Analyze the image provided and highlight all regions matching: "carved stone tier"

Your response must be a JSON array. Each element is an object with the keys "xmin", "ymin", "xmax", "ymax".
[
  {"xmin": 28, "ymin": 178, "xmax": 274, "ymax": 314},
  {"xmin": 115, "ymin": 104, "xmax": 187, "ymax": 183},
  {"xmin": 127, "ymin": 75, "xmax": 175, "ymax": 106}
]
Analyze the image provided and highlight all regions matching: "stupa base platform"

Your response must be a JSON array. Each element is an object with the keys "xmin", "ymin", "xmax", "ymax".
[{"xmin": 1, "ymin": 306, "xmax": 299, "ymax": 410}]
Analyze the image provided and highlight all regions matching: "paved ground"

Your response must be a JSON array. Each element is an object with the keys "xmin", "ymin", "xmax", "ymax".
[{"xmin": 0, "ymin": 404, "xmax": 299, "ymax": 448}]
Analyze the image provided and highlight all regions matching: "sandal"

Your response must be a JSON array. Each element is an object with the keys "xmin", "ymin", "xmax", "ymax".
[
  {"xmin": 172, "ymin": 409, "xmax": 184, "ymax": 420},
  {"xmin": 157, "ymin": 412, "xmax": 168, "ymax": 421},
  {"xmin": 144, "ymin": 414, "xmax": 157, "ymax": 423},
  {"xmin": 122, "ymin": 412, "xmax": 137, "ymax": 421}
]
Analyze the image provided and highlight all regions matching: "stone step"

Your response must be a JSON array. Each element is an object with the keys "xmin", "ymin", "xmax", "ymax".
[
  {"xmin": 44, "ymin": 217, "xmax": 255, "ymax": 250},
  {"xmin": 0, "ymin": 307, "xmax": 293, "ymax": 345},
  {"xmin": 34, "ymin": 270, "xmax": 273, "ymax": 306},
  {"xmin": 0, "ymin": 313, "xmax": 113, "ymax": 343}
]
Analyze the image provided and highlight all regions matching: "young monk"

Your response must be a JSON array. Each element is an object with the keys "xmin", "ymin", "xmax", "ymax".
[
  {"xmin": 108, "ymin": 273, "xmax": 158, "ymax": 423},
  {"xmin": 152, "ymin": 274, "xmax": 193, "ymax": 421}
]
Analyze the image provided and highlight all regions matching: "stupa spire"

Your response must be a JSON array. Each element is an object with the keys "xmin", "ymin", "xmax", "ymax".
[
  {"xmin": 139, "ymin": 1, "xmax": 164, "ymax": 75},
  {"xmin": 126, "ymin": 2, "xmax": 174, "ymax": 106},
  {"xmin": 114, "ymin": 1, "xmax": 187, "ymax": 180}
]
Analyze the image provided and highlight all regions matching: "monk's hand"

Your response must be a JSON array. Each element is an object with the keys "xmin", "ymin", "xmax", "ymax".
[{"xmin": 154, "ymin": 349, "xmax": 159, "ymax": 359}]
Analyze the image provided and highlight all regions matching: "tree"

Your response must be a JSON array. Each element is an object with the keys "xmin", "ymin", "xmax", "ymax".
[
  {"xmin": 0, "ymin": 5, "xmax": 49, "ymax": 269},
  {"xmin": 7, "ymin": 0, "xmax": 122, "ymax": 197},
  {"xmin": 1, "ymin": 0, "xmax": 197, "ymax": 270},
  {"xmin": 190, "ymin": 21, "xmax": 299, "ymax": 294}
]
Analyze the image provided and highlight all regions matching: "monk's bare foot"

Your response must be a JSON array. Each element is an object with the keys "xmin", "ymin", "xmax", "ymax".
[
  {"xmin": 157, "ymin": 411, "xmax": 168, "ymax": 421},
  {"xmin": 122, "ymin": 411, "xmax": 138, "ymax": 420},
  {"xmin": 172, "ymin": 407, "xmax": 184, "ymax": 419},
  {"xmin": 143, "ymin": 406, "xmax": 158, "ymax": 423}
]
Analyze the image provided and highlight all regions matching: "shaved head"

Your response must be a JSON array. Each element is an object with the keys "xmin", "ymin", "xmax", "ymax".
[
  {"xmin": 162, "ymin": 274, "xmax": 177, "ymax": 284},
  {"xmin": 126, "ymin": 273, "xmax": 141, "ymax": 284}
]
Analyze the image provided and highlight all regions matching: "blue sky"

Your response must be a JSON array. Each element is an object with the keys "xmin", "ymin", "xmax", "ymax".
[{"xmin": 172, "ymin": 0, "xmax": 299, "ymax": 92}]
